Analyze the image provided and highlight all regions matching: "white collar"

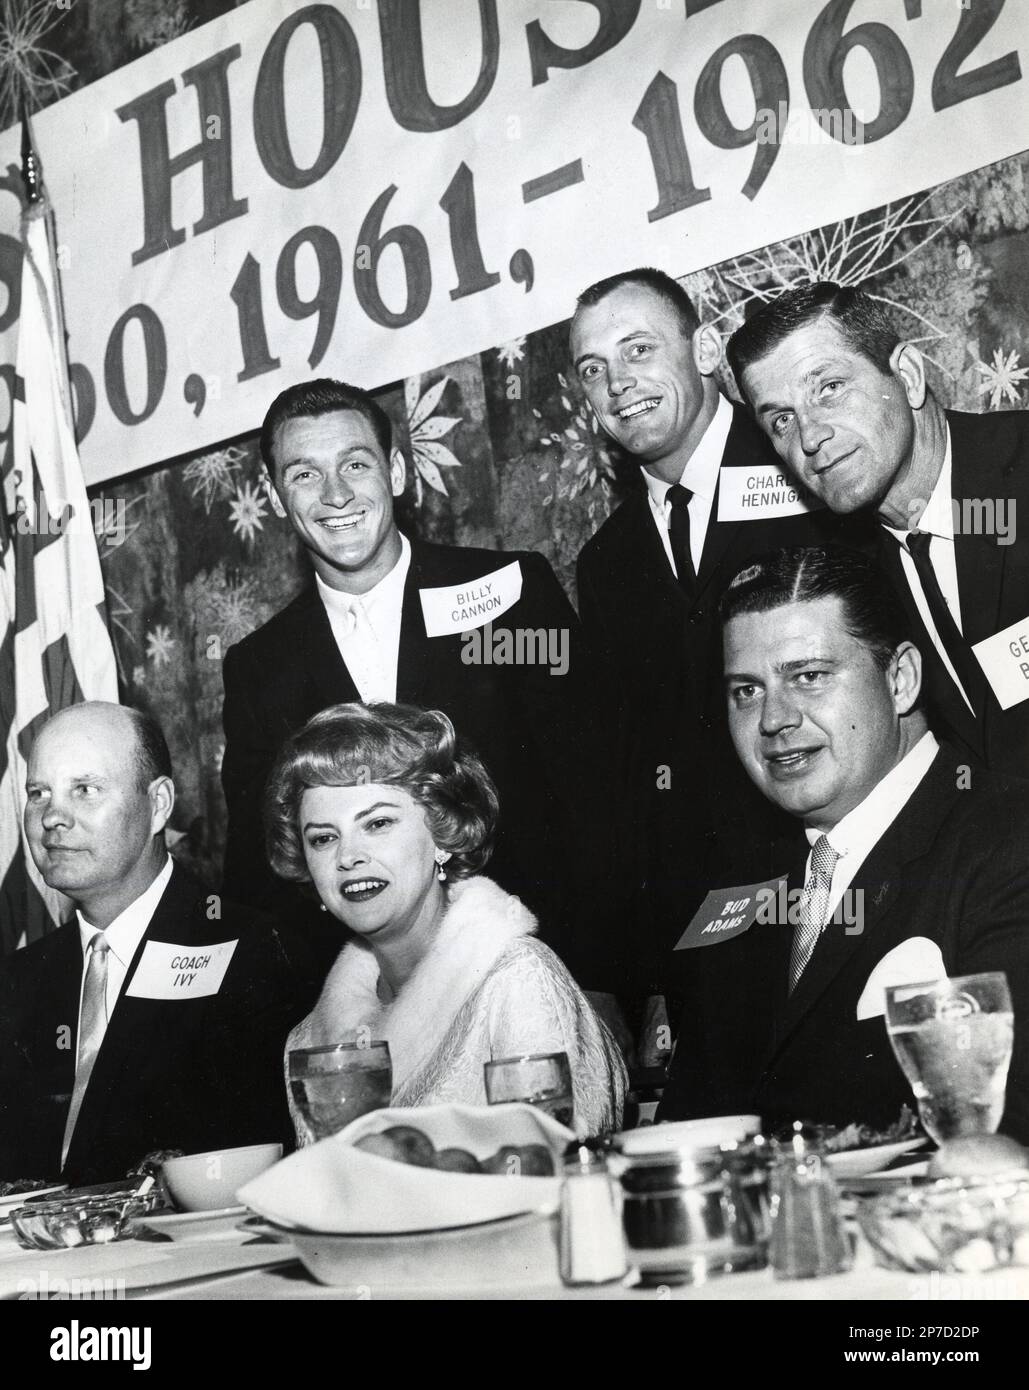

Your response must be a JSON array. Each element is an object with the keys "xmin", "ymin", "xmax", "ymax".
[
  {"xmin": 76, "ymin": 854, "xmax": 174, "ymax": 966},
  {"xmin": 316, "ymin": 532, "xmax": 411, "ymax": 615},
  {"xmin": 805, "ymin": 732, "xmax": 940, "ymax": 858},
  {"xmin": 883, "ymin": 425, "xmax": 954, "ymax": 544},
  {"xmin": 642, "ymin": 394, "xmax": 732, "ymax": 507}
]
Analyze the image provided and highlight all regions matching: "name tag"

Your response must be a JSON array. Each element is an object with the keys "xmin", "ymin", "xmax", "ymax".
[
  {"xmin": 125, "ymin": 940, "xmax": 238, "ymax": 1000},
  {"xmin": 673, "ymin": 878, "xmax": 784, "ymax": 951},
  {"xmin": 419, "ymin": 560, "xmax": 523, "ymax": 637},
  {"xmin": 717, "ymin": 465, "xmax": 822, "ymax": 522},
  {"xmin": 972, "ymin": 616, "xmax": 1029, "ymax": 710}
]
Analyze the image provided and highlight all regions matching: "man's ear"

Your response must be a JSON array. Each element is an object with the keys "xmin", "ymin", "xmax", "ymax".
[
  {"xmin": 890, "ymin": 342, "xmax": 927, "ymax": 411},
  {"xmin": 692, "ymin": 323, "xmax": 723, "ymax": 379},
  {"xmin": 148, "ymin": 776, "xmax": 176, "ymax": 838},
  {"xmin": 389, "ymin": 447, "xmax": 406, "ymax": 498},
  {"xmin": 260, "ymin": 464, "xmax": 287, "ymax": 519},
  {"xmin": 890, "ymin": 640, "xmax": 922, "ymax": 715}
]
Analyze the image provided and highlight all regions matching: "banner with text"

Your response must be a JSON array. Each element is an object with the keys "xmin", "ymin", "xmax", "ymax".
[{"xmin": 0, "ymin": 0, "xmax": 1025, "ymax": 484}]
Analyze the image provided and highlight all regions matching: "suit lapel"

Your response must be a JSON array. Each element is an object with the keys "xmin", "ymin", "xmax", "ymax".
[
  {"xmin": 948, "ymin": 412, "xmax": 1010, "ymax": 647},
  {"xmin": 396, "ymin": 542, "xmax": 437, "ymax": 707},
  {"xmin": 297, "ymin": 586, "xmax": 361, "ymax": 709}
]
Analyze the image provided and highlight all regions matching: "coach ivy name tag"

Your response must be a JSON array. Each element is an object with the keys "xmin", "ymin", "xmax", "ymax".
[
  {"xmin": 717, "ymin": 465, "xmax": 822, "ymax": 522},
  {"xmin": 972, "ymin": 616, "xmax": 1029, "ymax": 711},
  {"xmin": 125, "ymin": 939, "xmax": 238, "ymax": 1000},
  {"xmin": 673, "ymin": 878, "xmax": 785, "ymax": 951},
  {"xmin": 419, "ymin": 560, "xmax": 523, "ymax": 637}
]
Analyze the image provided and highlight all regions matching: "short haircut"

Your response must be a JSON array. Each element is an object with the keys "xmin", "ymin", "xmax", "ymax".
[
  {"xmin": 720, "ymin": 545, "xmax": 914, "ymax": 674},
  {"xmin": 125, "ymin": 706, "xmax": 173, "ymax": 789},
  {"xmin": 265, "ymin": 702, "xmax": 498, "ymax": 883},
  {"xmin": 575, "ymin": 267, "xmax": 701, "ymax": 338},
  {"xmin": 726, "ymin": 282, "xmax": 902, "ymax": 401},
  {"xmin": 260, "ymin": 379, "xmax": 393, "ymax": 476}
]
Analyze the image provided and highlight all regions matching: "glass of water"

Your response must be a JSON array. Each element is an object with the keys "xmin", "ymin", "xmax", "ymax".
[
  {"xmin": 885, "ymin": 973, "xmax": 1013, "ymax": 1144},
  {"xmin": 288, "ymin": 1040, "xmax": 392, "ymax": 1141},
  {"xmin": 484, "ymin": 1052, "xmax": 575, "ymax": 1130}
]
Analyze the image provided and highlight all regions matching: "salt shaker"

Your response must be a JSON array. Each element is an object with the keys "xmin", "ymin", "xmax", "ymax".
[
  {"xmin": 559, "ymin": 1144, "xmax": 627, "ymax": 1286},
  {"xmin": 769, "ymin": 1142, "xmax": 852, "ymax": 1279}
]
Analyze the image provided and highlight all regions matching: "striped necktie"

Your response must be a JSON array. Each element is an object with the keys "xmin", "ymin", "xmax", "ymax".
[
  {"xmin": 61, "ymin": 932, "xmax": 110, "ymax": 1167},
  {"xmin": 788, "ymin": 836, "xmax": 839, "ymax": 993}
]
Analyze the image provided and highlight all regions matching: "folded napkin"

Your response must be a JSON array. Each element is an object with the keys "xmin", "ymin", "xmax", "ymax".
[{"xmin": 238, "ymin": 1103, "xmax": 573, "ymax": 1234}]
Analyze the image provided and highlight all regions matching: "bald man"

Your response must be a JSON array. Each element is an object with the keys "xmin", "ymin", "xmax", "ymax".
[{"xmin": 0, "ymin": 703, "xmax": 322, "ymax": 1185}]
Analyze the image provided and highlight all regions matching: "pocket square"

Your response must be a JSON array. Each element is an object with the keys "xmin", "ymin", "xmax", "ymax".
[{"xmin": 856, "ymin": 937, "xmax": 946, "ymax": 1021}]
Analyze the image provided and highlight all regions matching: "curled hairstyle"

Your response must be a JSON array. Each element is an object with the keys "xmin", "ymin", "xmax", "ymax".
[
  {"xmin": 260, "ymin": 379, "xmax": 393, "ymax": 476},
  {"xmin": 576, "ymin": 266, "xmax": 701, "ymax": 338},
  {"xmin": 726, "ymin": 282, "xmax": 902, "ymax": 401},
  {"xmin": 265, "ymin": 702, "xmax": 499, "ymax": 883},
  {"xmin": 720, "ymin": 545, "xmax": 915, "ymax": 676}
]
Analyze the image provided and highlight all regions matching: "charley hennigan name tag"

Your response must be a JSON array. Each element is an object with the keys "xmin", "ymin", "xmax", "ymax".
[
  {"xmin": 419, "ymin": 560, "xmax": 523, "ymax": 637},
  {"xmin": 972, "ymin": 615, "xmax": 1029, "ymax": 711},
  {"xmin": 673, "ymin": 878, "xmax": 785, "ymax": 951},
  {"xmin": 125, "ymin": 939, "xmax": 239, "ymax": 1000},
  {"xmin": 717, "ymin": 465, "xmax": 822, "ymax": 522}
]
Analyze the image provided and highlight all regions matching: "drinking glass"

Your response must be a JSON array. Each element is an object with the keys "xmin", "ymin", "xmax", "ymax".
[
  {"xmin": 484, "ymin": 1052, "xmax": 574, "ymax": 1130},
  {"xmin": 288, "ymin": 1040, "xmax": 392, "ymax": 1141},
  {"xmin": 885, "ymin": 973, "xmax": 1013, "ymax": 1144}
]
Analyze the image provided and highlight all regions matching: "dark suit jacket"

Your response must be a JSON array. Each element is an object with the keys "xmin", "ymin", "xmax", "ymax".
[
  {"xmin": 876, "ymin": 409, "xmax": 1029, "ymax": 780},
  {"xmin": 659, "ymin": 747, "xmax": 1029, "ymax": 1144},
  {"xmin": 222, "ymin": 539, "xmax": 603, "ymax": 975},
  {"xmin": 0, "ymin": 865, "xmax": 325, "ymax": 1185},
  {"xmin": 576, "ymin": 404, "xmax": 838, "ymax": 996}
]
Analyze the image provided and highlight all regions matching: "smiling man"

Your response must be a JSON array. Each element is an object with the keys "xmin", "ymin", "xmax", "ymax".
[
  {"xmin": 727, "ymin": 281, "xmax": 1029, "ymax": 781},
  {"xmin": 221, "ymin": 379, "xmax": 601, "ymax": 975},
  {"xmin": 659, "ymin": 547, "xmax": 1029, "ymax": 1140},
  {"xmin": 571, "ymin": 269, "xmax": 833, "ymax": 1013}
]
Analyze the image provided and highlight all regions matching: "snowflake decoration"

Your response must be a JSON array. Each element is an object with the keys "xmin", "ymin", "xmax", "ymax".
[
  {"xmin": 145, "ymin": 624, "xmax": 176, "ymax": 668},
  {"xmin": 973, "ymin": 348, "xmax": 1029, "ymax": 411},
  {"xmin": 183, "ymin": 446, "xmax": 246, "ymax": 512},
  {"xmin": 125, "ymin": 0, "xmax": 191, "ymax": 51},
  {"xmin": 187, "ymin": 564, "xmax": 263, "ymax": 649},
  {"xmin": 495, "ymin": 337, "xmax": 526, "ymax": 370},
  {"xmin": 227, "ymin": 481, "xmax": 268, "ymax": 546},
  {"xmin": 0, "ymin": 0, "xmax": 76, "ymax": 127},
  {"xmin": 404, "ymin": 375, "xmax": 462, "ymax": 506},
  {"xmin": 131, "ymin": 665, "xmax": 145, "ymax": 686},
  {"xmin": 534, "ymin": 373, "xmax": 614, "ymax": 508}
]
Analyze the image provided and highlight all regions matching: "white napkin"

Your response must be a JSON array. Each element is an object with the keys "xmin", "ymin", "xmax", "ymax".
[
  {"xmin": 238, "ymin": 1103, "xmax": 573, "ymax": 1234},
  {"xmin": 856, "ymin": 937, "xmax": 947, "ymax": 1020}
]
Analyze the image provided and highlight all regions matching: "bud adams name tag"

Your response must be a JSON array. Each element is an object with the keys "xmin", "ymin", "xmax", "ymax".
[
  {"xmin": 717, "ymin": 465, "xmax": 822, "ymax": 522},
  {"xmin": 125, "ymin": 940, "xmax": 239, "ymax": 1000},
  {"xmin": 419, "ymin": 561, "xmax": 523, "ymax": 637},
  {"xmin": 972, "ymin": 616, "xmax": 1029, "ymax": 711},
  {"xmin": 673, "ymin": 879, "xmax": 785, "ymax": 951}
]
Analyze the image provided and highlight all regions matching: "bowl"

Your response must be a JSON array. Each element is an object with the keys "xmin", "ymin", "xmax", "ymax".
[
  {"xmin": 616, "ymin": 1115, "xmax": 761, "ymax": 1157},
  {"xmin": 857, "ymin": 1172, "xmax": 1029, "ymax": 1273},
  {"xmin": 161, "ymin": 1143, "xmax": 283, "ymax": 1211},
  {"xmin": 10, "ymin": 1189, "xmax": 163, "ymax": 1251}
]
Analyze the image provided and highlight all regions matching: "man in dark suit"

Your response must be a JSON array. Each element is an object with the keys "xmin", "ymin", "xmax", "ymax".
[
  {"xmin": 0, "ymin": 703, "xmax": 320, "ymax": 1185},
  {"xmin": 222, "ymin": 379, "xmax": 600, "ymax": 977},
  {"xmin": 727, "ymin": 280, "xmax": 1029, "ymax": 781},
  {"xmin": 660, "ymin": 547, "xmax": 1029, "ymax": 1144},
  {"xmin": 571, "ymin": 269, "xmax": 835, "ymax": 1009}
]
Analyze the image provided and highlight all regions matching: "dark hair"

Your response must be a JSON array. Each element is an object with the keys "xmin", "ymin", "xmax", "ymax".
[
  {"xmin": 125, "ymin": 706, "xmax": 173, "ymax": 789},
  {"xmin": 719, "ymin": 545, "xmax": 913, "ymax": 674},
  {"xmin": 726, "ymin": 282, "xmax": 901, "ymax": 403},
  {"xmin": 264, "ymin": 702, "xmax": 498, "ymax": 883},
  {"xmin": 260, "ymin": 379, "xmax": 393, "ymax": 476},
  {"xmin": 575, "ymin": 267, "xmax": 701, "ymax": 338}
]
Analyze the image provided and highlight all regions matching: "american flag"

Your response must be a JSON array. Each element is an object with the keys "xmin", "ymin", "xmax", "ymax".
[{"xmin": 0, "ymin": 134, "xmax": 118, "ymax": 955}]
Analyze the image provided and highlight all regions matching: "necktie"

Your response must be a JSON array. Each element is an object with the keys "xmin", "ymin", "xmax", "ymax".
[
  {"xmin": 666, "ymin": 483, "xmax": 696, "ymax": 594},
  {"xmin": 339, "ymin": 595, "xmax": 392, "ymax": 702},
  {"xmin": 61, "ymin": 932, "xmax": 110, "ymax": 1166},
  {"xmin": 904, "ymin": 531, "xmax": 984, "ymax": 712},
  {"xmin": 788, "ymin": 835, "xmax": 839, "ymax": 993}
]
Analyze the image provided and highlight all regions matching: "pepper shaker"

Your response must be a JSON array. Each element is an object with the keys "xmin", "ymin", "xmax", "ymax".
[
  {"xmin": 559, "ymin": 1144, "xmax": 627, "ymax": 1286},
  {"xmin": 769, "ymin": 1141, "xmax": 852, "ymax": 1279}
]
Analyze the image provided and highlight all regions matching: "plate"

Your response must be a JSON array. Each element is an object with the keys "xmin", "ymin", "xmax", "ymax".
[
  {"xmin": 133, "ymin": 1205, "xmax": 247, "ymax": 1241},
  {"xmin": 0, "ymin": 1185, "xmax": 66, "ymax": 1222},
  {"xmin": 824, "ymin": 1138, "xmax": 927, "ymax": 1179}
]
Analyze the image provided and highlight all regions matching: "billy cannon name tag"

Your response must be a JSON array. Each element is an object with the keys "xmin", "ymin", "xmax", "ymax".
[
  {"xmin": 674, "ymin": 878, "xmax": 785, "ymax": 950},
  {"xmin": 717, "ymin": 465, "xmax": 823, "ymax": 522},
  {"xmin": 419, "ymin": 561, "xmax": 523, "ymax": 637},
  {"xmin": 125, "ymin": 940, "xmax": 239, "ymax": 1000},
  {"xmin": 972, "ymin": 616, "xmax": 1029, "ymax": 711}
]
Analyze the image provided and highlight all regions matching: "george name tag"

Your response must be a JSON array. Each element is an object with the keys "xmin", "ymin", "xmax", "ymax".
[
  {"xmin": 972, "ymin": 616, "xmax": 1029, "ymax": 711},
  {"xmin": 673, "ymin": 878, "xmax": 785, "ymax": 951},
  {"xmin": 125, "ymin": 940, "xmax": 239, "ymax": 1000},
  {"xmin": 419, "ymin": 560, "xmax": 523, "ymax": 637},
  {"xmin": 717, "ymin": 465, "xmax": 822, "ymax": 522}
]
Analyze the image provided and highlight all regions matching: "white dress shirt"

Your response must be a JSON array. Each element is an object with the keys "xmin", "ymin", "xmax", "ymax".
[
  {"xmin": 74, "ymin": 854, "xmax": 174, "ymax": 1035},
  {"xmin": 316, "ymin": 533, "xmax": 411, "ymax": 702},
  {"xmin": 803, "ymin": 732, "xmax": 940, "ymax": 923},
  {"xmin": 882, "ymin": 428, "xmax": 973, "ymax": 711},
  {"xmin": 643, "ymin": 394, "xmax": 732, "ymax": 577}
]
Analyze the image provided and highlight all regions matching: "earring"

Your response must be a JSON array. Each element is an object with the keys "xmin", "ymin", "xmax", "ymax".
[
  {"xmin": 434, "ymin": 848, "xmax": 451, "ymax": 882},
  {"xmin": 319, "ymin": 903, "xmax": 327, "ymax": 912}
]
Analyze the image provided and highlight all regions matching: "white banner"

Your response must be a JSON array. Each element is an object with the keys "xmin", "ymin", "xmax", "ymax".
[{"xmin": 0, "ymin": 0, "xmax": 1025, "ymax": 484}]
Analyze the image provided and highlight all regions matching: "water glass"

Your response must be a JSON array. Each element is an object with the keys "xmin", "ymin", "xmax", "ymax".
[
  {"xmin": 288, "ymin": 1040, "xmax": 392, "ymax": 1141},
  {"xmin": 484, "ymin": 1052, "xmax": 574, "ymax": 1130}
]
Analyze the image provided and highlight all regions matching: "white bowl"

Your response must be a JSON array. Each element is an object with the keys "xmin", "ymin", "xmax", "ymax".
[{"xmin": 162, "ymin": 1144, "xmax": 282, "ymax": 1212}]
